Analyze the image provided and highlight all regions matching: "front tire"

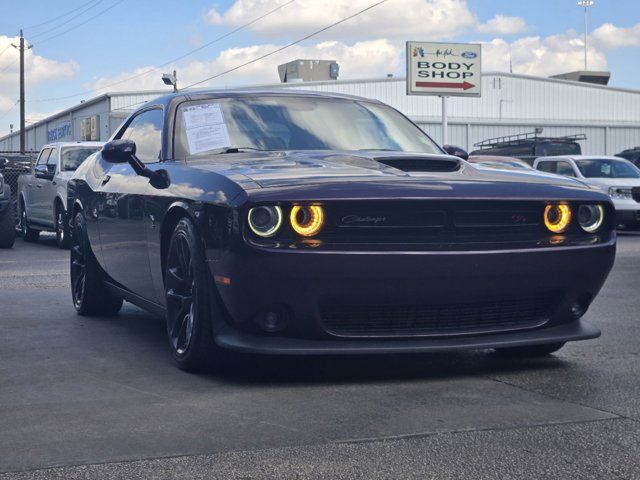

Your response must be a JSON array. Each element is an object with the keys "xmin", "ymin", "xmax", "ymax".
[
  {"xmin": 20, "ymin": 204, "xmax": 40, "ymax": 243},
  {"xmin": 70, "ymin": 211, "xmax": 123, "ymax": 316},
  {"xmin": 0, "ymin": 207, "xmax": 15, "ymax": 248},
  {"xmin": 495, "ymin": 342, "xmax": 566, "ymax": 357},
  {"xmin": 55, "ymin": 204, "xmax": 71, "ymax": 249},
  {"xmin": 165, "ymin": 217, "xmax": 217, "ymax": 371}
]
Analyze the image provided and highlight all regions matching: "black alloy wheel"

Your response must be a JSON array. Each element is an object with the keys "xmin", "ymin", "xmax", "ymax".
[
  {"xmin": 165, "ymin": 217, "xmax": 217, "ymax": 371},
  {"xmin": 20, "ymin": 205, "xmax": 39, "ymax": 243},
  {"xmin": 56, "ymin": 205, "xmax": 70, "ymax": 249},
  {"xmin": 70, "ymin": 211, "xmax": 123, "ymax": 316}
]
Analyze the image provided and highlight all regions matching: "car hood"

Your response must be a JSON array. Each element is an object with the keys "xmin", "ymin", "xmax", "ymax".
[
  {"xmin": 580, "ymin": 177, "xmax": 640, "ymax": 190},
  {"xmin": 188, "ymin": 150, "xmax": 589, "ymax": 190}
]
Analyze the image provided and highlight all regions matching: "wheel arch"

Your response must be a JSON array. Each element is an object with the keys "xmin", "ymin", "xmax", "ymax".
[{"xmin": 160, "ymin": 201, "xmax": 198, "ymax": 282}]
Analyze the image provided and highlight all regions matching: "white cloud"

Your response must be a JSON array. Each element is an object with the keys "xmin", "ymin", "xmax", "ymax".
[
  {"xmin": 591, "ymin": 23, "xmax": 640, "ymax": 50},
  {"xmin": 206, "ymin": 0, "xmax": 476, "ymax": 41},
  {"xmin": 0, "ymin": 34, "xmax": 78, "ymax": 134},
  {"xmin": 477, "ymin": 14, "xmax": 527, "ymax": 35},
  {"xmin": 89, "ymin": 38, "xmax": 401, "ymax": 92},
  {"xmin": 481, "ymin": 34, "xmax": 608, "ymax": 77}
]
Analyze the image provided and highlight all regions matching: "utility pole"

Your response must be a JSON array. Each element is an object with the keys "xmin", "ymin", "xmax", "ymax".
[
  {"xmin": 577, "ymin": 1, "xmax": 595, "ymax": 71},
  {"xmin": 12, "ymin": 30, "xmax": 32, "ymax": 153}
]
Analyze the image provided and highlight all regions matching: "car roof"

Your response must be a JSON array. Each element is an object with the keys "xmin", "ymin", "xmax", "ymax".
[
  {"xmin": 143, "ymin": 88, "xmax": 385, "ymax": 110},
  {"xmin": 42, "ymin": 142, "xmax": 104, "ymax": 149},
  {"xmin": 536, "ymin": 155, "xmax": 629, "ymax": 162}
]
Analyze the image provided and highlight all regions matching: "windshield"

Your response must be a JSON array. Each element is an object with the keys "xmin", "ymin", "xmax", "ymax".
[
  {"xmin": 174, "ymin": 96, "xmax": 441, "ymax": 158},
  {"xmin": 61, "ymin": 147, "xmax": 101, "ymax": 171},
  {"xmin": 575, "ymin": 159, "xmax": 640, "ymax": 178}
]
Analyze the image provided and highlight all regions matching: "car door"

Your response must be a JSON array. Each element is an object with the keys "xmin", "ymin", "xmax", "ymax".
[
  {"xmin": 96, "ymin": 108, "xmax": 163, "ymax": 301},
  {"xmin": 29, "ymin": 148, "xmax": 51, "ymax": 222}
]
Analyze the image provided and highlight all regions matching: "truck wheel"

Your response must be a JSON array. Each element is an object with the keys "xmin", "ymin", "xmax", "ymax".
[
  {"xmin": 20, "ymin": 205, "xmax": 40, "ymax": 243},
  {"xmin": 55, "ymin": 205, "xmax": 70, "ymax": 249},
  {"xmin": 0, "ymin": 207, "xmax": 15, "ymax": 248},
  {"xmin": 165, "ymin": 217, "xmax": 218, "ymax": 371},
  {"xmin": 495, "ymin": 342, "xmax": 566, "ymax": 357},
  {"xmin": 70, "ymin": 211, "xmax": 123, "ymax": 316}
]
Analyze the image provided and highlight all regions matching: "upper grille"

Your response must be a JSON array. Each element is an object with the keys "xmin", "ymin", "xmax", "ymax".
[{"xmin": 319, "ymin": 296, "xmax": 556, "ymax": 338}]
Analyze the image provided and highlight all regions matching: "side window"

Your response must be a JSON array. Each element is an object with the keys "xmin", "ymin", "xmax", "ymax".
[
  {"xmin": 119, "ymin": 109, "xmax": 163, "ymax": 163},
  {"xmin": 537, "ymin": 161, "xmax": 556, "ymax": 173},
  {"xmin": 47, "ymin": 148, "xmax": 59, "ymax": 167},
  {"xmin": 556, "ymin": 161, "xmax": 576, "ymax": 177},
  {"xmin": 36, "ymin": 148, "xmax": 51, "ymax": 166}
]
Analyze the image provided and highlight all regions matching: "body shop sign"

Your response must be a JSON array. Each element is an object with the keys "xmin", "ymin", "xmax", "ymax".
[{"xmin": 406, "ymin": 42, "xmax": 481, "ymax": 97}]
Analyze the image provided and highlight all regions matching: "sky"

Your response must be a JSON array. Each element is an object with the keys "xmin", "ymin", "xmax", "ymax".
[{"xmin": 0, "ymin": 0, "xmax": 638, "ymax": 137}]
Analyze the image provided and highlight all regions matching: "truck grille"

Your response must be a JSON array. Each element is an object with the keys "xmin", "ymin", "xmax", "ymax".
[{"xmin": 319, "ymin": 296, "xmax": 556, "ymax": 338}]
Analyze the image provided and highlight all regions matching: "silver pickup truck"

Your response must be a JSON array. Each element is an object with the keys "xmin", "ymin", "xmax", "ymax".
[{"xmin": 18, "ymin": 142, "xmax": 103, "ymax": 248}]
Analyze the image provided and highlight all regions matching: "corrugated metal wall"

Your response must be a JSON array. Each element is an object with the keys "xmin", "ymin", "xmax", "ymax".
[
  {"xmin": 274, "ymin": 73, "xmax": 640, "ymax": 155},
  {"xmin": 2, "ymin": 74, "xmax": 639, "ymax": 154}
]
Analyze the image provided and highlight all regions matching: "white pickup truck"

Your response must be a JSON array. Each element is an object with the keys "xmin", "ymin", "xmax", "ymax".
[{"xmin": 18, "ymin": 142, "xmax": 103, "ymax": 248}]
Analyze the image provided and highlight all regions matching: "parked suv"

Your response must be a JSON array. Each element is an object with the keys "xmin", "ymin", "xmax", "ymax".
[
  {"xmin": 616, "ymin": 147, "xmax": 640, "ymax": 168},
  {"xmin": 18, "ymin": 142, "xmax": 103, "ymax": 248},
  {"xmin": 0, "ymin": 173, "xmax": 15, "ymax": 248},
  {"xmin": 534, "ymin": 155, "xmax": 640, "ymax": 228}
]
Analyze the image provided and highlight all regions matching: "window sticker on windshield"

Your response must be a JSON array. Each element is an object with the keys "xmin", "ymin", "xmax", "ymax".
[{"xmin": 182, "ymin": 103, "xmax": 230, "ymax": 154}]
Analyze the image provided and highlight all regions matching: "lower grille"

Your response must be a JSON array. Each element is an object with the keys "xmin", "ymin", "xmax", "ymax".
[{"xmin": 320, "ymin": 296, "xmax": 557, "ymax": 337}]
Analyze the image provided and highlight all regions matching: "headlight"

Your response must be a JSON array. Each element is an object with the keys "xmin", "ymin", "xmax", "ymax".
[
  {"xmin": 578, "ymin": 204, "xmax": 605, "ymax": 233},
  {"xmin": 247, "ymin": 206, "xmax": 283, "ymax": 237},
  {"xmin": 608, "ymin": 187, "xmax": 633, "ymax": 200},
  {"xmin": 290, "ymin": 205, "xmax": 324, "ymax": 237},
  {"xmin": 544, "ymin": 204, "xmax": 571, "ymax": 233}
]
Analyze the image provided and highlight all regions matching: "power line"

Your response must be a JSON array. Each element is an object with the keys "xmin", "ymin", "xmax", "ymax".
[
  {"xmin": 0, "ymin": 100, "xmax": 18, "ymax": 121},
  {"xmin": 182, "ymin": 0, "xmax": 389, "ymax": 90},
  {"xmin": 23, "ymin": 0, "xmax": 102, "ymax": 31},
  {"xmin": 29, "ymin": 0, "xmax": 104, "ymax": 40},
  {"xmin": 34, "ymin": 0, "xmax": 125, "ymax": 46},
  {"xmin": 29, "ymin": 0, "xmax": 296, "ymax": 103}
]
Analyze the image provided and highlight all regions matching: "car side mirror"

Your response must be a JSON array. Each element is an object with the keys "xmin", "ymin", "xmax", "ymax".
[
  {"xmin": 34, "ymin": 164, "xmax": 52, "ymax": 179},
  {"xmin": 102, "ymin": 139, "xmax": 136, "ymax": 164},
  {"xmin": 101, "ymin": 139, "xmax": 170, "ymax": 189},
  {"xmin": 443, "ymin": 145, "xmax": 469, "ymax": 161}
]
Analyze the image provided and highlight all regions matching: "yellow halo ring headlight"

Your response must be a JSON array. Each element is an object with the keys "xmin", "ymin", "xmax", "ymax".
[
  {"xmin": 290, "ymin": 205, "xmax": 324, "ymax": 237},
  {"xmin": 544, "ymin": 204, "xmax": 572, "ymax": 233}
]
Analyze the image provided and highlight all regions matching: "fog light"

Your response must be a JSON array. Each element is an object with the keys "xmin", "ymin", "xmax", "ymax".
[
  {"xmin": 257, "ymin": 307, "xmax": 289, "ymax": 333},
  {"xmin": 570, "ymin": 300, "xmax": 589, "ymax": 319},
  {"xmin": 544, "ymin": 204, "xmax": 571, "ymax": 233}
]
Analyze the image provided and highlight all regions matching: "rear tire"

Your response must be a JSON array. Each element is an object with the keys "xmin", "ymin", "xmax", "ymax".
[
  {"xmin": 55, "ymin": 204, "xmax": 70, "ymax": 249},
  {"xmin": 165, "ymin": 217, "xmax": 218, "ymax": 371},
  {"xmin": 495, "ymin": 342, "xmax": 566, "ymax": 357},
  {"xmin": 20, "ymin": 204, "xmax": 40, "ymax": 243},
  {"xmin": 70, "ymin": 211, "xmax": 123, "ymax": 316},
  {"xmin": 0, "ymin": 207, "xmax": 15, "ymax": 248}
]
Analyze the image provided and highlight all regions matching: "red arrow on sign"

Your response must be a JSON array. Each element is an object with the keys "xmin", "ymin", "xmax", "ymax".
[{"xmin": 415, "ymin": 81, "xmax": 475, "ymax": 90}]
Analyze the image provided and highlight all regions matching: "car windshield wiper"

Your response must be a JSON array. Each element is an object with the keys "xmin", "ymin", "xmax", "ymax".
[{"xmin": 218, "ymin": 147, "xmax": 268, "ymax": 154}]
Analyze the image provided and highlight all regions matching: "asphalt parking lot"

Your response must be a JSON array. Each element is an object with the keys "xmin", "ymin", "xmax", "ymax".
[{"xmin": 1, "ymin": 233, "xmax": 640, "ymax": 479}]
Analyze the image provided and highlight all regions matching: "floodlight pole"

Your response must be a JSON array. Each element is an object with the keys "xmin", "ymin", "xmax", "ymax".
[{"xmin": 577, "ymin": 1, "xmax": 594, "ymax": 71}]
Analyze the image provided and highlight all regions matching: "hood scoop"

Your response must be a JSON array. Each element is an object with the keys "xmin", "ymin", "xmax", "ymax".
[{"xmin": 376, "ymin": 156, "xmax": 461, "ymax": 173}]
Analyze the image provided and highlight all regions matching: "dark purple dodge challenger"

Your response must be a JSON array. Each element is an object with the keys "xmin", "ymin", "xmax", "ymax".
[{"xmin": 67, "ymin": 90, "xmax": 615, "ymax": 370}]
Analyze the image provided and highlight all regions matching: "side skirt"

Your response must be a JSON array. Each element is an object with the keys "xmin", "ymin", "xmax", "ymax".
[{"xmin": 104, "ymin": 281, "xmax": 167, "ymax": 318}]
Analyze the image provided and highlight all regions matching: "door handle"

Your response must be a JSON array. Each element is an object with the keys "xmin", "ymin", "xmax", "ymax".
[
  {"xmin": 27, "ymin": 183, "xmax": 32, "ymax": 188},
  {"xmin": 101, "ymin": 175, "xmax": 111, "ymax": 186},
  {"xmin": 36, "ymin": 184, "xmax": 42, "ymax": 188}
]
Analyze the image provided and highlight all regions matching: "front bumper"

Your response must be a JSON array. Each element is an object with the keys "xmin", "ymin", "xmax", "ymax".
[
  {"xmin": 207, "ymin": 237, "xmax": 615, "ymax": 352},
  {"xmin": 215, "ymin": 318, "xmax": 600, "ymax": 355}
]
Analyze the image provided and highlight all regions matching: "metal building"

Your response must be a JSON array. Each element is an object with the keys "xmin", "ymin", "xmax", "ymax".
[{"xmin": 1, "ymin": 72, "xmax": 639, "ymax": 155}]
